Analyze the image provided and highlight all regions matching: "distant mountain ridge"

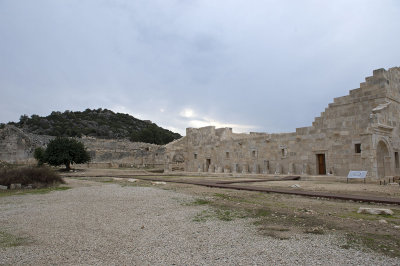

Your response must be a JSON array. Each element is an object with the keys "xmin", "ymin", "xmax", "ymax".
[{"xmin": 1, "ymin": 108, "xmax": 181, "ymax": 145}]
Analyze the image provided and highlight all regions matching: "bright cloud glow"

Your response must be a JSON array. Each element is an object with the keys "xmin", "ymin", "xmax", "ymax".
[{"xmin": 180, "ymin": 108, "xmax": 195, "ymax": 118}]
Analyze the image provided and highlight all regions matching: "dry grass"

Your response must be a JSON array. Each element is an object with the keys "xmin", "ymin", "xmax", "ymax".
[{"xmin": 0, "ymin": 167, "xmax": 64, "ymax": 188}]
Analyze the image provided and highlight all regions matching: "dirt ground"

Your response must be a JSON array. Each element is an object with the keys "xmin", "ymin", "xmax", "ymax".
[
  {"xmin": 243, "ymin": 180, "xmax": 400, "ymax": 198},
  {"xmin": 60, "ymin": 168, "xmax": 400, "ymax": 258},
  {"xmin": 65, "ymin": 168, "xmax": 400, "ymax": 198}
]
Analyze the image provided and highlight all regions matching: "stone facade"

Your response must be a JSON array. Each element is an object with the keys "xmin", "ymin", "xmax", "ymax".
[{"xmin": 165, "ymin": 67, "xmax": 400, "ymax": 179}]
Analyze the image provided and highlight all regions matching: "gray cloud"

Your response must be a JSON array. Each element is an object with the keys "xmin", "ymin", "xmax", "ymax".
[{"xmin": 1, "ymin": 0, "xmax": 399, "ymax": 135}]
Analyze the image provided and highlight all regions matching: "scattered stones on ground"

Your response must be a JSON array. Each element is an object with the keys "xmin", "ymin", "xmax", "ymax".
[
  {"xmin": 357, "ymin": 207, "xmax": 394, "ymax": 215},
  {"xmin": 290, "ymin": 184, "xmax": 301, "ymax": 188},
  {"xmin": 378, "ymin": 219, "xmax": 388, "ymax": 224},
  {"xmin": 10, "ymin": 183, "xmax": 22, "ymax": 190},
  {"xmin": 127, "ymin": 178, "xmax": 138, "ymax": 182},
  {"xmin": 151, "ymin": 181, "xmax": 167, "ymax": 185}
]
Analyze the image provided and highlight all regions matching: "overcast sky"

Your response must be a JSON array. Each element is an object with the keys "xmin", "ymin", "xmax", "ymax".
[{"xmin": 1, "ymin": 0, "xmax": 399, "ymax": 135}]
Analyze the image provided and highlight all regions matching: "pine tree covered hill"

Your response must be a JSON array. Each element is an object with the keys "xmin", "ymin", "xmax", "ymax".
[{"xmin": 3, "ymin": 108, "xmax": 181, "ymax": 145}]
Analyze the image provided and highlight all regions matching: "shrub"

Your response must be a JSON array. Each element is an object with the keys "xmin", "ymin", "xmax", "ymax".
[
  {"xmin": 33, "ymin": 147, "xmax": 45, "ymax": 166},
  {"xmin": 0, "ymin": 167, "xmax": 64, "ymax": 188}
]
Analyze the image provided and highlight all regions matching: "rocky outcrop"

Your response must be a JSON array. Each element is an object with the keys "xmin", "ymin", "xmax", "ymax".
[{"xmin": 0, "ymin": 125, "xmax": 50, "ymax": 163}]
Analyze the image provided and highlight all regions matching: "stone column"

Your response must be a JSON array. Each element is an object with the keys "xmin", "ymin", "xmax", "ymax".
[
  {"xmin": 301, "ymin": 163, "xmax": 309, "ymax": 175},
  {"xmin": 274, "ymin": 163, "xmax": 281, "ymax": 175},
  {"xmin": 288, "ymin": 163, "xmax": 295, "ymax": 175}
]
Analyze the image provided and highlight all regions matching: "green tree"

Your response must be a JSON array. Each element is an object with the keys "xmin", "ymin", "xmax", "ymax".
[
  {"xmin": 33, "ymin": 147, "xmax": 46, "ymax": 166},
  {"xmin": 43, "ymin": 138, "xmax": 90, "ymax": 170}
]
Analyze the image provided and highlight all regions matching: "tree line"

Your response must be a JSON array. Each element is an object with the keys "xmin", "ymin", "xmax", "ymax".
[{"xmin": 4, "ymin": 108, "xmax": 181, "ymax": 145}]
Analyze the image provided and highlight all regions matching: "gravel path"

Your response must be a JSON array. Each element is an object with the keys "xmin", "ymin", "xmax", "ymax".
[{"xmin": 1, "ymin": 180, "xmax": 399, "ymax": 265}]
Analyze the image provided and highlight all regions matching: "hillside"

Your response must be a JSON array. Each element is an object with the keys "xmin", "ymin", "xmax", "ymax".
[{"xmin": 2, "ymin": 108, "xmax": 181, "ymax": 145}]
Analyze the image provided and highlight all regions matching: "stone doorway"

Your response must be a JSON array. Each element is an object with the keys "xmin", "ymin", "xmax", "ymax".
[
  {"xmin": 316, "ymin": 154, "xmax": 326, "ymax": 175},
  {"xmin": 377, "ymin": 141, "xmax": 390, "ymax": 178},
  {"xmin": 205, "ymin": 159, "xmax": 211, "ymax": 172}
]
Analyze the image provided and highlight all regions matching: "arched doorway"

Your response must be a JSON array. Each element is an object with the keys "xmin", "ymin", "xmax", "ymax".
[{"xmin": 377, "ymin": 141, "xmax": 390, "ymax": 178}]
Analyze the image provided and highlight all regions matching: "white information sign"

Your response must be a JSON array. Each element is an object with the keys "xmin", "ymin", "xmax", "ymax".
[
  {"xmin": 347, "ymin": 171, "xmax": 367, "ymax": 183},
  {"xmin": 347, "ymin": 171, "xmax": 368, "ymax": 178}
]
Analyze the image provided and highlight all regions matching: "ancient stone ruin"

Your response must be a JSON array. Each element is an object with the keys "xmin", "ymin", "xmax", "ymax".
[
  {"xmin": 0, "ymin": 125, "xmax": 165, "ymax": 168},
  {"xmin": 2, "ymin": 67, "xmax": 400, "ymax": 179},
  {"xmin": 164, "ymin": 67, "xmax": 400, "ymax": 179}
]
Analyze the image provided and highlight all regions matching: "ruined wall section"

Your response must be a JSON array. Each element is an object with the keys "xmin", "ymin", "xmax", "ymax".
[
  {"xmin": 80, "ymin": 138, "xmax": 165, "ymax": 167},
  {"xmin": 164, "ymin": 135, "xmax": 187, "ymax": 172},
  {"xmin": 0, "ymin": 126, "xmax": 43, "ymax": 164},
  {"xmin": 0, "ymin": 125, "xmax": 165, "ymax": 167}
]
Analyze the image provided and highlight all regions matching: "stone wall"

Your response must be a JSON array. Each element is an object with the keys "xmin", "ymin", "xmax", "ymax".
[
  {"xmin": 165, "ymin": 67, "xmax": 400, "ymax": 179},
  {"xmin": 0, "ymin": 125, "xmax": 165, "ymax": 167}
]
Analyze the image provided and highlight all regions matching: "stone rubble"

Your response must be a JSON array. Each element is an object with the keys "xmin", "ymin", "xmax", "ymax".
[{"xmin": 357, "ymin": 207, "xmax": 394, "ymax": 215}]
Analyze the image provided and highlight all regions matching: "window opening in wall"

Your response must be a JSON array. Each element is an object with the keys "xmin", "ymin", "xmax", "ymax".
[
  {"xmin": 226, "ymin": 152, "xmax": 229, "ymax": 158},
  {"xmin": 395, "ymin": 152, "xmax": 399, "ymax": 169},
  {"xmin": 194, "ymin": 153, "xmax": 197, "ymax": 159},
  {"xmin": 355, "ymin": 143, "xmax": 361, "ymax": 153},
  {"xmin": 281, "ymin": 149, "xmax": 285, "ymax": 157},
  {"xmin": 252, "ymin": 150, "xmax": 256, "ymax": 158}
]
